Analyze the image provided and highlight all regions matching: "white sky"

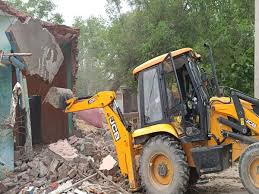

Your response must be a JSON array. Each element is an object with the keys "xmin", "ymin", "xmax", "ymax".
[
  {"xmin": 52, "ymin": 0, "xmax": 107, "ymax": 25},
  {"xmin": 52, "ymin": 0, "xmax": 128, "ymax": 26}
]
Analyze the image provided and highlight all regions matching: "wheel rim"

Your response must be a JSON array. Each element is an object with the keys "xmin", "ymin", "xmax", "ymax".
[
  {"xmin": 249, "ymin": 156, "xmax": 259, "ymax": 188},
  {"xmin": 149, "ymin": 153, "xmax": 173, "ymax": 186}
]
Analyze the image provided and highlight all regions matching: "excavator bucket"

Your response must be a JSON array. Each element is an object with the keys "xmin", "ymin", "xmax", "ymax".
[{"xmin": 43, "ymin": 87, "xmax": 73, "ymax": 109}]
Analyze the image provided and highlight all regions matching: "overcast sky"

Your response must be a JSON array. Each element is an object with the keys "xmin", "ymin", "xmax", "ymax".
[
  {"xmin": 52, "ymin": 0, "xmax": 128, "ymax": 26},
  {"xmin": 52, "ymin": 0, "xmax": 107, "ymax": 25}
]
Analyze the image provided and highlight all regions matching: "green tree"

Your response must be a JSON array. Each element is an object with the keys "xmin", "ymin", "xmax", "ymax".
[
  {"xmin": 74, "ymin": 17, "xmax": 109, "ymax": 96},
  {"xmin": 7, "ymin": 0, "xmax": 64, "ymax": 24},
  {"xmin": 74, "ymin": 0, "xmax": 254, "ymax": 95}
]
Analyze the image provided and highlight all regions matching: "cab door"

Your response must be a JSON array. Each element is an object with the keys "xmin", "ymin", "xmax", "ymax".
[
  {"xmin": 138, "ymin": 65, "xmax": 166, "ymax": 127},
  {"xmin": 161, "ymin": 54, "xmax": 209, "ymax": 142}
]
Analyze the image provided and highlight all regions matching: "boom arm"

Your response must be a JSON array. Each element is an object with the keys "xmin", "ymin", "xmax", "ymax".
[
  {"xmin": 65, "ymin": 91, "xmax": 139, "ymax": 190},
  {"xmin": 65, "ymin": 91, "xmax": 116, "ymax": 113}
]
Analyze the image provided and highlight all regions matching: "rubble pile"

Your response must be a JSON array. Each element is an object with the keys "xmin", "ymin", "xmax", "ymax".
[{"xmin": 0, "ymin": 119, "xmax": 128, "ymax": 194}]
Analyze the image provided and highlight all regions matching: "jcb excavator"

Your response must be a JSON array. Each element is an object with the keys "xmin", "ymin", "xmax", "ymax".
[{"xmin": 51, "ymin": 45, "xmax": 259, "ymax": 194}]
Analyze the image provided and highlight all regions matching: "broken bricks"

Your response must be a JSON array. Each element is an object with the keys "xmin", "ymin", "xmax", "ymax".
[
  {"xmin": 38, "ymin": 161, "xmax": 48, "ymax": 178},
  {"xmin": 99, "ymin": 155, "xmax": 117, "ymax": 172},
  {"xmin": 49, "ymin": 139, "xmax": 78, "ymax": 160},
  {"xmin": 2, "ymin": 118, "xmax": 126, "ymax": 194},
  {"xmin": 57, "ymin": 163, "xmax": 70, "ymax": 179},
  {"xmin": 67, "ymin": 169, "xmax": 77, "ymax": 179},
  {"xmin": 0, "ymin": 182, "xmax": 7, "ymax": 194},
  {"xmin": 49, "ymin": 158, "xmax": 60, "ymax": 175}
]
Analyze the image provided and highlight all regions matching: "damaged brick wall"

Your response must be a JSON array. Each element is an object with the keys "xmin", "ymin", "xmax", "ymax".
[
  {"xmin": 0, "ymin": 1, "xmax": 79, "ymax": 144},
  {"xmin": 25, "ymin": 25, "xmax": 79, "ymax": 143}
]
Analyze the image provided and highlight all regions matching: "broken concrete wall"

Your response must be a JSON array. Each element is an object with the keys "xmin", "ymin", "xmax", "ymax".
[
  {"xmin": 7, "ymin": 18, "xmax": 64, "ymax": 83},
  {"xmin": 26, "ymin": 27, "xmax": 79, "ymax": 143},
  {"xmin": 24, "ymin": 36, "xmax": 78, "ymax": 143},
  {"xmin": 0, "ymin": 0, "xmax": 80, "ymax": 144}
]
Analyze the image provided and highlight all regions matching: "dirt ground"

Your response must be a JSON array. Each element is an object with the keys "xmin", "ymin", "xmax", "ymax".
[
  {"xmin": 75, "ymin": 119, "xmax": 249, "ymax": 194},
  {"xmin": 187, "ymin": 163, "xmax": 248, "ymax": 194}
]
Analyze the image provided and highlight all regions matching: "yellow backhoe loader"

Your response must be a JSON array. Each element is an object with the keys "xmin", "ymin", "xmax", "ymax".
[{"xmin": 49, "ymin": 45, "xmax": 259, "ymax": 194}]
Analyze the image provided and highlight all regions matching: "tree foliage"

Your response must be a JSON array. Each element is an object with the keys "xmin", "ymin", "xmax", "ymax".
[
  {"xmin": 75, "ymin": 0, "xmax": 254, "ymax": 96},
  {"xmin": 7, "ymin": 0, "xmax": 64, "ymax": 24}
]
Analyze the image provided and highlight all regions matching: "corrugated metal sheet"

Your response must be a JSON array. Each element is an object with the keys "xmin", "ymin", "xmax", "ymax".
[{"xmin": 26, "ymin": 62, "xmax": 68, "ymax": 143}]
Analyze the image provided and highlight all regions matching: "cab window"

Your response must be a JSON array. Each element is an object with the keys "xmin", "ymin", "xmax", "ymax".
[{"xmin": 143, "ymin": 68, "xmax": 163, "ymax": 124}]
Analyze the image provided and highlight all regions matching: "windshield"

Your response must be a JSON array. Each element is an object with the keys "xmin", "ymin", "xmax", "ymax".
[{"xmin": 142, "ymin": 68, "xmax": 163, "ymax": 124}]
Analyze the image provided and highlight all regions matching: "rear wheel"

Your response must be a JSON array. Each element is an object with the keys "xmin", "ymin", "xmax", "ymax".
[
  {"xmin": 139, "ymin": 135, "xmax": 189, "ymax": 194},
  {"xmin": 239, "ymin": 142, "xmax": 259, "ymax": 194}
]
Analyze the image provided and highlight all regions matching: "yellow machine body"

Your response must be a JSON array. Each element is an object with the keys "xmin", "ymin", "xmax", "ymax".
[
  {"xmin": 63, "ymin": 48, "xmax": 259, "ymax": 192},
  {"xmin": 208, "ymin": 97, "xmax": 259, "ymax": 161},
  {"xmin": 64, "ymin": 92, "xmax": 259, "ymax": 191}
]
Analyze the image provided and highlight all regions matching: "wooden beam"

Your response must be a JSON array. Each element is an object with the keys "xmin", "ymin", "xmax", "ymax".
[{"xmin": 2, "ymin": 52, "xmax": 32, "ymax": 56}]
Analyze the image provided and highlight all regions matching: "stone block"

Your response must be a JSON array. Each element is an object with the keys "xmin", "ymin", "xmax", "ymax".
[
  {"xmin": 67, "ymin": 169, "xmax": 77, "ymax": 178},
  {"xmin": 49, "ymin": 159, "xmax": 60, "ymax": 174}
]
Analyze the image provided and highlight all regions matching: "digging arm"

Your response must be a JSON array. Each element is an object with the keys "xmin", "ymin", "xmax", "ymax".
[{"xmin": 64, "ymin": 91, "xmax": 139, "ymax": 191}]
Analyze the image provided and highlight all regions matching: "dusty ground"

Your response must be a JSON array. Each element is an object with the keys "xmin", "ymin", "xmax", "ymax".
[
  {"xmin": 77, "ymin": 119, "xmax": 249, "ymax": 194},
  {"xmin": 188, "ymin": 164, "xmax": 248, "ymax": 194},
  {"xmin": 67, "ymin": 119, "xmax": 250, "ymax": 194},
  {"xmin": 2, "ymin": 118, "xmax": 249, "ymax": 194}
]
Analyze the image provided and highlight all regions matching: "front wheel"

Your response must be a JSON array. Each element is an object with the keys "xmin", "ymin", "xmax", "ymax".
[
  {"xmin": 239, "ymin": 142, "xmax": 259, "ymax": 194},
  {"xmin": 139, "ymin": 135, "xmax": 189, "ymax": 194}
]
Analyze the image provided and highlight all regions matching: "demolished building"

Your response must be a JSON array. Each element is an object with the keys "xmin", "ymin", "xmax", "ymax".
[{"xmin": 0, "ymin": 0, "xmax": 79, "ymax": 176}]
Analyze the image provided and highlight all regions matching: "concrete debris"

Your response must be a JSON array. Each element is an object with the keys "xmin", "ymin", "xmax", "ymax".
[
  {"xmin": 7, "ymin": 18, "xmax": 64, "ymax": 83},
  {"xmin": 2, "ymin": 119, "xmax": 126, "ymax": 194},
  {"xmin": 49, "ymin": 139, "xmax": 78, "ymax": 160},
  {"xmin": 38, "ymin": 161, "xmax": 48, "ymax": 178},
  {"xmin": 99, "ymin": 155, "xmax": 117, "ymax": 171},
  {"xmin": 33, "ymin": 179, "xmax": 45, "ymax": 188},
  {"xmin": 49, "ymin": 158, "xmax": 60, "ymax": 175},
  {"xmin": 57, "ymin": 163, "xmax": 70, "ymax": 179},
  {"xmin": 49, "ymin": 180, "xmax": 73, "ymax": 194},
  {"xmin": 14, "ymin": 160, "xmax": 22, "ymax": 167},
  {"xmin": 19, "ymin": 186, "xmax": 37, "ymax": 194},
  {"xmin": 44, "ymin": 87, "xmax": 73, "ymax": 109},
  {"xmin": 74, "ymin": 188, "xmax": 88, "ymax": 194},
  {"xmin": 0, "ymin": 182, "xmax": 7, "ymax": 194},
  {"xmin": 48, "ymin": 181, "xmax": 59, "ymax": 192},
  {"xmin": 68, "ymin": 169, "xmax": 77, "ymax": 179},
  {"xmin": 69, "ymin": 135, "xmax": 79, "ymax": 145}
]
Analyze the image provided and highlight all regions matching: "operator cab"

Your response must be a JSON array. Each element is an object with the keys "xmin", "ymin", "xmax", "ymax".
[{"xmin": 133, "ymin": 48, "xmax": 209, "ymax": 142}]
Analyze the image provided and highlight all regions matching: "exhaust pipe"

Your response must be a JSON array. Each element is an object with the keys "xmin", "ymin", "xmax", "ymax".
[{"xmin": 204, "ymin": 43, "xmax": 221, "ymax": 97}]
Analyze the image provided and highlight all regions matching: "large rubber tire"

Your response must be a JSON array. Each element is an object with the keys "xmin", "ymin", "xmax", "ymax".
[
  {"xmin": 139, "ymin": 135, "xmax": 189, "ymax": 194},
  {"xmin": 239, "ymin": 142, "xmax": 259, "ymax": 194}
]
